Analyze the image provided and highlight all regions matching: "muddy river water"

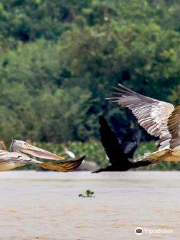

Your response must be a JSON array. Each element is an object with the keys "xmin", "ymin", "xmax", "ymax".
[{"xmin": 0, "ymin": 171, "xmax": 179, "ymax": 240}]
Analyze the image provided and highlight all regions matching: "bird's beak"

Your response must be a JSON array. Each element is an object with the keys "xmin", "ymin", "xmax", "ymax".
[{"xmin": 21, "ymin": 144, "xmax": 65, "ymax": 160}]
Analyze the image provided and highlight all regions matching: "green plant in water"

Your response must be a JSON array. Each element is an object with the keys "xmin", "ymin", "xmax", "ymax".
[{"xmin": 79, "ymin": 189, "xmax": 95, "ymax": 198}]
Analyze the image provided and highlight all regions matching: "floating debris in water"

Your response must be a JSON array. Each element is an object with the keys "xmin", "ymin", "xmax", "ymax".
[{"xmin": 79, "ymin": 189, "xmax": 95, "ymax": 198}]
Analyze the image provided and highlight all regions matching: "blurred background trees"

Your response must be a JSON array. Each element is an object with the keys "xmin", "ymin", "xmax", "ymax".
[{"xmin": 0, "ymin": 0, "xmax": 180, "ymax": 149}]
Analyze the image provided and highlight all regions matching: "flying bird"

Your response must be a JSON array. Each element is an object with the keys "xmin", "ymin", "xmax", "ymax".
[
  {"xmin": 0, "ymin": 140, "xmax": 84, "ymax": 172},
  {"xmin": 64, "ymin": 148, "xmax": 76, "ymax": 159},
  {"xmin": 93, "ymin": 116, "xmax": 151, "ymax": 172},
  {"xmin": 110, "ymin": 84, "xmax": 180, "ymax": 163}
]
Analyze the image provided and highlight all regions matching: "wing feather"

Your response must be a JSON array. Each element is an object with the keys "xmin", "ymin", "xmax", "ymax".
[
  {"xmin": 168, "ymin": 105, "xmax": 180, "ymax": 149},
  {"xmin": 109, "ymin": 84, "xmax": 175, "ymax": 149},
  {"xmin": 37, "ymin": 156, "xmax": 85, "ymax": 172},
  {"xmin": 99, "ymin": 116, "xmax": 127, "ymax": 165}
]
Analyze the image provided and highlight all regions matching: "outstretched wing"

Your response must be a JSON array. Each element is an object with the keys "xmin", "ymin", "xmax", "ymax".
[
  {"xmin": 0, "ymin": 151, "xmax": 32, "ymax": 171},
  {"xmin": 109, "ymin": 84, "xmax": 175, "ymax": 149},
  {"xmin": 168, "ymin": 105, "xmax": 180, "ymax": 149},
  {"xmin": 99, "ymin": 116, "xmax": 127, "ymax": 164},
  {"xmin": 37, "ymin": 156, "xmax": 85, "ymax": 172}
]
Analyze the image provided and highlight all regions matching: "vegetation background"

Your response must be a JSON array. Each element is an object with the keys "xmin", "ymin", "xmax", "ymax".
[{"xmin": 1, "ymin": 0, "xmax": 180, "ymax": 170}]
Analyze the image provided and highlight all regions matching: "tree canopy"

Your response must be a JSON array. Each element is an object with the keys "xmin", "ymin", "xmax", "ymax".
[{"xmin": 0, "ymin": 0, "xmax": 180, "ymax": 143}]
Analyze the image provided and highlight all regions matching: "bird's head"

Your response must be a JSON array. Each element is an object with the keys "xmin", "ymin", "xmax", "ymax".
[{"xmin": 10, "ymin": 140, "xmax": 65, "ymax": 160}]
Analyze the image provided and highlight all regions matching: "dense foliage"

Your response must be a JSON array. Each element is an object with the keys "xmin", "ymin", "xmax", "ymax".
[{"xmin": 1, "ymin": 0, "xmax": 180, "ymax": 170}]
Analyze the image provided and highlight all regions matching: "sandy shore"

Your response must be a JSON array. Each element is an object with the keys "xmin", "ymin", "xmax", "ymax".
[{"xmin": 0, "ymin": 171, "xmax": 179, "ymax": 240}]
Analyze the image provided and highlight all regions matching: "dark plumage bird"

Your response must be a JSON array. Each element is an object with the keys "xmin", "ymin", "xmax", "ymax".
[{"xmin": 93, "ymin": 116, "xmax": 152, "ymax": 172}]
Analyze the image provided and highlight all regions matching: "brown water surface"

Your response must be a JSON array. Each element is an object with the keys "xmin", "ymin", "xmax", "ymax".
[{"xmin": 0, "ymin": 171, "xmax": 179, "ymax": 240}]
